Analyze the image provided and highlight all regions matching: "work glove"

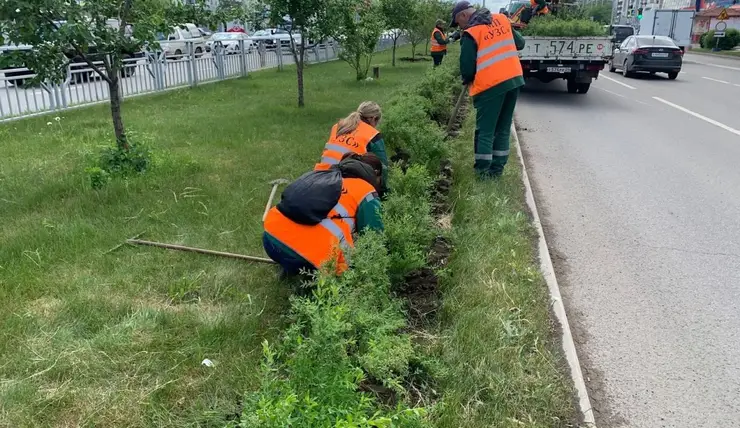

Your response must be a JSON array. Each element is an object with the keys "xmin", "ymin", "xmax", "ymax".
[{"xmin": 450, "ymin": 31, "xmax": 461, "ymax": 42}]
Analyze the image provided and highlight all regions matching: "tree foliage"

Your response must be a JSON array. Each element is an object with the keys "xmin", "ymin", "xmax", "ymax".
[
  {"xmin": 214, "ymin": 0, "xmax": 248, "ymax": 30},
  {"xmin": 379, "ymin": 0, "xmax": 416, "ymax": 66},
  {"xmin": 267, "ymin": 0, "xmax": 337, "ymax": 107},
  {"xmin": 334, "ymin": 0, "xmax": 385, "ymax": 80},
  {"xmin": 0, "ymin": 0, "xmax": 189, "ymax": 151}
]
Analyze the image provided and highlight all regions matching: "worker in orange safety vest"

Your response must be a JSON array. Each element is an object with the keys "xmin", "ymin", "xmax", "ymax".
[
  {"xmin": 264, "ymin": 153, "xmax": 384, "ymax": 275},
  {"xmin": 450, "ymin": 1, "xmax": 526, "ymax": 179},
  {"xmin": 430, "ymin": 19, "xmax": 451, "ymax": 67},
  {"xmin": 530, "ymin": 0, "xmax": 550, "ymax": 16},
  {"xmin": 315, "ymin": 101, "xmax": 388, "ymax": 195}
]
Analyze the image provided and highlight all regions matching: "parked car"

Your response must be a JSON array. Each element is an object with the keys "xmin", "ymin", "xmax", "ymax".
[
  {"xmin": 206, "ymin": 32, "xmax": 254, "ymax": 54},
  {"xmin": 156, "ymin": 23, "xmax": 207, "ymax": 58},
  {"xmin": 251, "ymin": 28, "xmax": 303, "ymax": 50},
  {"xmin": 609, "ymin": 35, "xmax": 683, "ymax": 80},
  {"xmin": 1, "ymin": 20, "xmax": 145, "ymax": 86}
]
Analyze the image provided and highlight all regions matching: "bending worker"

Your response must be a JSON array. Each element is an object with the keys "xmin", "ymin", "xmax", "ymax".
[
  {"xmin": 531, "ymin": 0, "xmax": 550, "ymax": 16},
  {"xmin": 263, "ymin": 153, "xmax": 384, "ymax": 275},
  {"xmin": 315, "ymin": 101, "xmax": 388, "ymax": 195},
  {"xmin": 450, "ymin": 1, "xmax": 525, "ymax": 179},
  {"xmin": 430, "ymin": 19, "xmax": 451, "ymax": 67}
]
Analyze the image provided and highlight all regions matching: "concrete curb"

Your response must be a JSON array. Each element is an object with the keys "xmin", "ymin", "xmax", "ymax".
[{"xmin": 512, "ymin": 123, "xmax": 596, "ymax": 427}]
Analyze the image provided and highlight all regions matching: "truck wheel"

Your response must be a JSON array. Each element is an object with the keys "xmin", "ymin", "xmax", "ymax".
[
  {"xmin": 577, "ymin": 82, "xmax": 591, "ymax": 94},
  {"xmin": 667, "ymin": 72, "xmax": 679, "ymax": 80},
  {"xmin": 566, "ymin": 79, "xmax": 578, "ymax": 93}
]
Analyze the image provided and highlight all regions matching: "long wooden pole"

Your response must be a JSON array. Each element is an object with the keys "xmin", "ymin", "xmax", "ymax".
[
  {"xmin": 446, "ymin": 85, "xmax": 469, "ymax": 136},
  {"xmin": 126, "ymin": 238, "xmax": 276, "ymax": 264}
]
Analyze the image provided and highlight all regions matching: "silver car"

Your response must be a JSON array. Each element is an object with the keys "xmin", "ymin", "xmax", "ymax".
[{"xmin": 206, "ymin": 32, "xmax": 254, "ymax": 55}]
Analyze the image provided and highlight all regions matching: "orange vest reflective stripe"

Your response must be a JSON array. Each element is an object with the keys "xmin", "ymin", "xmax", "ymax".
[
  {"xmin": 430, "ymin": 28, "xmax": 447, "ymax": 52},
  {"xmin": 464, "ymin": 14, "xmax": 523, "ymax": 97},
  {"xmin": 264, "ymin": 177, "xmax": 377, "ymax": 273},
  {"xmin": 315, "ymin": 121, "xmax": 379, "ymax": 171}
]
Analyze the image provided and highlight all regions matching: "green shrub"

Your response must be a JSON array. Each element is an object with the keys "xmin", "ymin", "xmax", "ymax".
[
  {"xmin": 384, "ymin": 166, "xmax": 436, "ymax": 281},
  {"xmin": 241, "ymin": 233, "xmax": 429, "ymax": 426},
  {"xmin": 701, "ymin": 29, "xmax": 740, "ymax": 50},
  {"xmin": 521, "ymin": 16, "xmax": 606, "ymax": 37},
  {"xmin": 84, "ymin": 166, "xmax": 110, "ymax": 189},
  {"xmin": 382, "ymin": 96, "xmax": 447, "ymax": 171}
]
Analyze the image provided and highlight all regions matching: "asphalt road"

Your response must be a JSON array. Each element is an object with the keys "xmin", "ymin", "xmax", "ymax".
[{"xmin": 516, "ymin": 52, "xmax": 740, "ymax": 428}]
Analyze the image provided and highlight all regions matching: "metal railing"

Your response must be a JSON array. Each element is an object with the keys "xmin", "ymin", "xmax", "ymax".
[{"xmin": 0, "ymin": 35, "xmax": 399, "ymax": 121}]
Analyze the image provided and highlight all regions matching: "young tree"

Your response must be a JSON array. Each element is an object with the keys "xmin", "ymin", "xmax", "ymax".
[
  {"xmin": 334, "ymin": 0, "xmax": 385, "ymax": 80},
  {"xmin": 0, "ymin": 0, "xmax": 183, "ymax": 151},
  {"xmin": 379, "ymin": 0, "xmax": 416, "ymax": 66},
  {"xmin": 267, "ymin": 0, "xmax": 336, "ymax": 107},
  {"xmin": 407, "ymin": 1, "xmax": 430, "ymax": 59},
  {"xmin": 215, "ymin": 0, "xmax": 248, "ymax": 30}
]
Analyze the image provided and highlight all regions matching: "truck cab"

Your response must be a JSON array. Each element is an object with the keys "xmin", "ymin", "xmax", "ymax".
[{"xmin": 606, "ymin": 25, "xmax": 635, "ymax": 46}]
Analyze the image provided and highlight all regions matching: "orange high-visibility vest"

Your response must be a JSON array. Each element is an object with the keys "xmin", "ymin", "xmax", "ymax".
[
  {"xmin": 264, "ymin": 177, "xmax": 378, "ymax": 273},
  {"xmin": 464, "ymin": 14, "xmax": 523, "ymax": 97},
  {"xmin": 530, "ymin": 0, "xmax": 550, "ymax": 15},
  {"xmin": 315, "ymin": 121, "xmax": 379, "ymax": 171},
  {"xmin": 430, "ymin": 28, "xmax": 448, "ymax": 53}
]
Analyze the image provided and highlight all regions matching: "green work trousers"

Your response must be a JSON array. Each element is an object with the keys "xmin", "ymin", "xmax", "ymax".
[{"xmin": 473, "ymin": 87, "xmax": 520, "ymax": 177}]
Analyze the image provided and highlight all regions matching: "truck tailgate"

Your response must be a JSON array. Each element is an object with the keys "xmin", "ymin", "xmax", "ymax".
[{"xmin": 519, "ymin": 37, "xmax": 613, "ymax": 60}]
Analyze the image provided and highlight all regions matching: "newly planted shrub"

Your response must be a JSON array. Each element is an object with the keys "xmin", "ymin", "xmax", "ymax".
[
  {"xmin": 521, "ymin": 16, "xmax": 606, "ymax": 37},
  {"xmin": 382, "ymin": 96, "xmax": 447, "ymax": 171},
  {"xmin": 384, "ymin": 166, "xmax": 436, "ymax": 282}
]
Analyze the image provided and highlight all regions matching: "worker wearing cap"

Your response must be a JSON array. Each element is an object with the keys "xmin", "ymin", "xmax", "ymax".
[
  {"xmin": 430, "ymin": 19, "xmax": 451, "ymax": 67},
  {"xmin": 450, "ymin": 1, "xmax": 526, "ymax": 179}
]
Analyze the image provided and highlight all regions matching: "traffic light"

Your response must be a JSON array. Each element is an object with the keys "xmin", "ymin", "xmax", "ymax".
[{"xmin": 637, "ymin": 8, "xmax": 643, "ymax": 20}]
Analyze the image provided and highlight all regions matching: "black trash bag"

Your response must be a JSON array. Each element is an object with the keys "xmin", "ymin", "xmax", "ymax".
[{"xmin": 277, "ymin": 169, "xmax": 342, "ymax": 225}]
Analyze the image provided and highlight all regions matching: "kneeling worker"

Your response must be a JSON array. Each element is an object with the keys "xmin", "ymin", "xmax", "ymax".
[
  {"xmin": 264, "ymin": 153, "xmax": 384, "ymax": 275},
  {"xmin": 315, "ymin": 101, "xmax": 388, "ymax": 195}
]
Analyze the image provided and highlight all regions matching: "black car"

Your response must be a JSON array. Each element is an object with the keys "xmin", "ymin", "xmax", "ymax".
[{"xmin": 609, "ymin": 35, "xmax": 683, "ymax": 80}]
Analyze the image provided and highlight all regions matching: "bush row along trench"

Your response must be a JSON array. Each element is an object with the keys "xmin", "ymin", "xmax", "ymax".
[{"xmin": 239, "ymin": 59, "xmax": 467, "ymax": 426}]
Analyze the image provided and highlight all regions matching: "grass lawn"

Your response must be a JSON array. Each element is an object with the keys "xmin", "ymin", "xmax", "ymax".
[
  {"xmin": 689, "ymin": 47, "xmax": 740, "ymax": 58},
  {"xmin": 0, "ymin": 46, "xmax": 431, "ymax": 427},
  {"xmin": 434, "ymin": 116, "xmax": 576, "ymax": 427}
]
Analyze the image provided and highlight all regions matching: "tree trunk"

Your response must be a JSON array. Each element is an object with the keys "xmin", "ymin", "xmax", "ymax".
[
  {"xmin": 411, "ymin": 44, "xmax": 416, "ymax": 59},
  {"xmin": 392, "ymin": 39, "xmax": 397, "ymax": 66},
  {"xmin": 108, "ymin": 74, "xmax": 128, "ymax": 150},
  {"xmin": 296, "ymin": 55, "xmax": 304, "ymax": 107}
]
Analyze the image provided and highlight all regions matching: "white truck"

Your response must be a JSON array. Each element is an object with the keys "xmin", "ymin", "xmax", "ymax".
[
  {"xmin": 637, "ymin": 9, "xmax": 695, "ymax": 51},
  {"xmin": 518, "ymin": 36, "xmax": 614, "ymax": 94}
]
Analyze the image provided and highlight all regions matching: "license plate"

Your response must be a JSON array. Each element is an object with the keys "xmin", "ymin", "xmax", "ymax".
[
  {"xmin": 652, "ymin": 53, "xmax": 669, "ymax": 58},
  {"xmin": 546, "ymin": 67, "xmax": 571, "ymax": 73}
]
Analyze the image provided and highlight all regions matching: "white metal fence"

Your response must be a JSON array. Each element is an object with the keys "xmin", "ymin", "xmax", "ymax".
[{"xmin": 0, "ymin": 36, "xmax": 399, "ymax": 121}]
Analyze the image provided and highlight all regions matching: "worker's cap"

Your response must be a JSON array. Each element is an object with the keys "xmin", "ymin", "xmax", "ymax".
[{"xmin": 450, "ymin": 1, "xmax": 472, "ymax": 28}]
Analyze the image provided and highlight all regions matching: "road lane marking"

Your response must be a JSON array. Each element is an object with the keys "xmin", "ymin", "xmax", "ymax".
[
  {"xmin": 596, "ymin": 87, "xmax": 650, "ymax": 105},
  {"xmin": 685, "ymin": 59, "xmax": 740, "ymax": 71},
  {"xmin": 597, "ymin": 87, "xmax": 627, "ymax": 98},
  {"xmin": 653, "ymin": 97, "xmax": 740, "ymax": 137},
  {"xmin": 702, "ymin": 76, "xmax": 731, "ymax": 84},
  {"xmin": 600, "ymin": 74, "xmax": 637, "ymax": 89}
]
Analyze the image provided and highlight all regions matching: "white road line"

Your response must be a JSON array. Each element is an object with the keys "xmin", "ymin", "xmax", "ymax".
[
  {"xmin": 702, "ymin": 76, "xmax": 731, "ymax": 84},
  {"xmin": 653, "ymin": 97, "xmax": 740, "ymax": 137},
  {"xmin": 686, "ymin": 59, "xmax": 740, "ymax": 71},
  {"xmin": 600, "ymin": 74, "xmax": 637, "ymax": 90},
  {"xmin": 597, "ymin": 87, "xmax": 627, "ymax": 98}
]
